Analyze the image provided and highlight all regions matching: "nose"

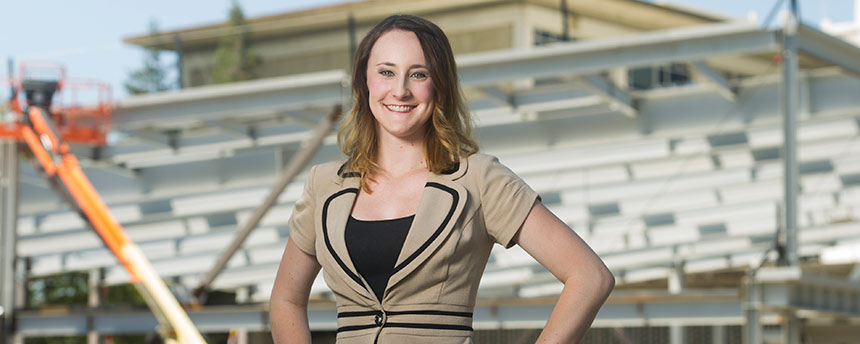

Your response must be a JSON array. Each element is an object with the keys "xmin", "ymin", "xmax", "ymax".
[{"xmin": 391, "ymin": 75, "xmax": 412, "ymax": 99}]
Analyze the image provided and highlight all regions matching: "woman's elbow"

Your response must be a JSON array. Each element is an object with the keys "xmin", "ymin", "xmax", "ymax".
[{"xmin": 596, "ymin": 267, "xmax": 615, "ymax": 300}]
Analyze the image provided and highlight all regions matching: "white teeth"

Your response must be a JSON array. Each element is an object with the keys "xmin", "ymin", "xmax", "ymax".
[{"xmin": 386, "ymin": 104, "xmax": 414, "ymax": 112}]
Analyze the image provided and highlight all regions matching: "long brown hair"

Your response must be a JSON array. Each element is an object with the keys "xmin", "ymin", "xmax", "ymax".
[{"xmin": 337, "ymin": 14, "xmax": 479, "ymax": 192}]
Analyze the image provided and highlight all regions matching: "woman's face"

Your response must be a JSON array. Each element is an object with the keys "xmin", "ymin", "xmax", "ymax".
[{"xmin": 366, "ymin": 29, "xmax": 434, "ymax": 142}]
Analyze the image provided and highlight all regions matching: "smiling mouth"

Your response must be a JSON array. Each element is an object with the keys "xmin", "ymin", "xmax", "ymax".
[{"xmin": 385, "ymin": 104, "xmax": 416, "ymax": 112}]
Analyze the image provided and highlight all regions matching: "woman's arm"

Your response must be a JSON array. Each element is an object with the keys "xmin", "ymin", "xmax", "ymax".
[
  {"xmin": 514, "ymin": 200, "xmax": 615, "ymax": 343},
  {"xmin": 270, "ymin": 238, "xmax": 322, "ymax": 344}
]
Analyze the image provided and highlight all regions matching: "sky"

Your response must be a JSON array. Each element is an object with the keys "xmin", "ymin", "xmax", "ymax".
[{"xmin": 1, "ymin": 0, "xmax": 855, "ymax": 100}]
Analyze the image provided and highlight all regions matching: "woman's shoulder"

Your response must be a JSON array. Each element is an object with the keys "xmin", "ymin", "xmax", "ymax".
[
  {"xmin": 303, "ymin": 159, "xmax": 350, "ymax": 185},
  {"xmin": 464, "ymin": 153, "xmax": 505, "ymax": 172}
]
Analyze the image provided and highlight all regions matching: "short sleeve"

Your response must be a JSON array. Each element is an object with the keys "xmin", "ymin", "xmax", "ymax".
[
  {"xmin": 479, "ymin": 156, "xmax": 540, "ymax": 248},
  {"xmin": 288, "ymin": 165, "xmax": 317, "ymax": 256}
]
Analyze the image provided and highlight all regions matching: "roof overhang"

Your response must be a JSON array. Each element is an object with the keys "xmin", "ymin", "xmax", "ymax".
[{"xmin": 123, "ymin": 0, "xmax": 725, "ymax": 50}]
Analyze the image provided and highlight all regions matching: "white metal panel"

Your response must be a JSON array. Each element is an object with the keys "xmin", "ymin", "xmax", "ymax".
[
  {"xmin": 839, "ymin": 187, "xmax": 860, "ymax": 206},
  {"xmin": 544, "ymin": 203, "xmax": 589, "ymax": 224},
  {"xmin": 601, "ymin": 247, "xmax": 674, "ymax": 270},
  {"xmin": 717, "ymin": 149, "xmax": 754, "ymax": 168},
  {"xmin": 685, "ymin": 257, "xmax": 729, "ymax": 273},
  {"xmin": 678, "ymin": 237, "xmax": 752, "ymax": 258},
  {"xmin": 171, "ymin": 187, "xmax": 268, "ymax": 216},
  {"xmin": 620, "ymin": 189, "xmax": 718, "ymax": 216},
  {"xmin": 243, "ymin": 227, "xmax": 282, "ymax": 248},
  {"xmin": 178, "ymin": 230, "xmax": 235, "ymax": 256},
  {"xmin": 800, "ymin": 138, "xmax": 860, "ymax": 161},
  {"xmin": 480, "ymin": 268, "xmax": 534, "ymax": 289},
  {"xmin": 833, "ymin": 155, "xmax": 860, "ymax": 175},
  {"xmin": 673, "ymin": 137, "xmax": 710, "ymax": 155},
  {"xmin": 17, "ymin": 231, "xmax": 101, "ymax": 257},
  {"xmin": 676, "ymin": 201, "xmax": 776, "ymax": 228},
  {"xmin": 719, "ymin": 180, "xmax": 781, "ymax": 205},
  {"xmin": 109, "ymin": 204, "xmax": 142, "ymax": 224},
  {"xmin": 17, "ymin": 216, "xmax": 35, "ymax": 235},
  {"xmin": 630, "ymin": 155, "xmax": 714, "ymax": 180},
  {"xmin": 518, "ymin": 281, "xmax": 564, "ymax": 298},
  {"xmin": 235, "ymin": 205, "xmax": 293, "ymax": 228},
  {"xmin": 491, "ymin": 245, "xmax": 535, "ymax": 268},
  {"xmin": 647, "ymin": 225, "xmax": 701, "ymax": 246},
  {"xmin": 137, "ymin": 240, "xmax": 178, "ymax": 260},
  {"xmin": 30, "ymin": 254, "xmax": 63, "ymax": 276},
  {"xmin": 799, "ymin": 119, "xmax": 859, "ymax": 141},
  {"xmin": 64, "ymin": 248, "xmax": 114, "ymax": 272},
  {"xmin": 504, "ymin": 139, "xmax": 669, "ymax": 175},
  {"xmin": 623, "ymin": 267, "xmax": 671, "ymax": 284},
  {"xmin": 185, "ymin": 217, "xmax": 210, "ymax": 234},
  {"xmin": 126, "ymin": 220, "xmax": 188, "ymax": 242},
  {"xmin": 39, "ymin": 211, "xmax": 85, "ymax": 233},
  {"xmin": 800, "ymin": 222, "xmax": 860, "ymax": 243},
  {"xmin": 799, "ymin": 193, "xmax": 837, "ymax": 213},
  {"xmin": 592, "ymin": 217, "xmax": 646, "ymax": 236},
  {"xmin": 246, "ymin": 245, "xmax": 287, "ymax": 265},
  {"xmin": 801, "ymin": 174, "xmax": 842, "ymax": 193},
  {"xmin": 820, "ymin": 242, "xmax": 860, "ymax": 264},
  {"xmin": 210, "ymin": 264, "xmax": 278, "ymax": 289},
  {"xmin": 725, "ymin": 216, "xmax": 778, "ymax": 237}
]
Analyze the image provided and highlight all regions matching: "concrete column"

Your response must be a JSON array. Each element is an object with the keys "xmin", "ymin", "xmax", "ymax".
[
  {"xmin": 668, "ymin": 260, "xmax": 685, "ymax": 344},
  {"xmin": 712, "ymin": 325, "xmax": 725, "ymax": 344},
  {"xmin": 743, "ymin": 270, "xmax": 762, "ymax": 344},
  {"xmin": 87, "ymin": 269, "xmax": 103, "ymax": 344},
  {"xmin": 782, "ymin": 311, "xmax": 800, "ymax": 344},
  {"xmin": 11, "ymin": 259, "xmax": 26, "ymax": 344}
]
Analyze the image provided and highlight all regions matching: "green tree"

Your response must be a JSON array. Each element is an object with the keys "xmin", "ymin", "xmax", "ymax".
[
  {"xmin": 124, "ymin": 19, "xmax": 173, "ymax": 95},
  {"xmin": 211, "ymin": 0, "xmax": 261, "ymax": 83}
]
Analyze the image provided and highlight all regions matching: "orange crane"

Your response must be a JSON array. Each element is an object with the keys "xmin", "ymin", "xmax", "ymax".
[{"xmin": 1, "ymin": 63, "xmax": 206, "ymax": 343}]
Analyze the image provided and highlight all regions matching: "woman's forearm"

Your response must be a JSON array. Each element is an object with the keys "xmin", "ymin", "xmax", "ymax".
[
  {"xmin": 270, "ymin": 298, "xmax": 313, "ymax": 344},
  {"xmin": 537, "ymin": 271, "xmax": 615, "ymax": 343}
]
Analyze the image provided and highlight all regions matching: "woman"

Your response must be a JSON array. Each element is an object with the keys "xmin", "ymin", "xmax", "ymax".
[{"xmin": 270, "ymin": 14, "xmax": 614, "ymax": 344}]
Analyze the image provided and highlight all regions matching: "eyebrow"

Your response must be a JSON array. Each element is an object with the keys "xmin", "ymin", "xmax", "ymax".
[{"xmin": 376, "ymin": 62, "xmax": 428, "ymax": 69}]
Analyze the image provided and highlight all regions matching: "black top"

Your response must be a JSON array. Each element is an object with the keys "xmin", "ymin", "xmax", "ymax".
[{"xmin": 345, "ymin": 214, "xmax": 414, "ymax": 302}]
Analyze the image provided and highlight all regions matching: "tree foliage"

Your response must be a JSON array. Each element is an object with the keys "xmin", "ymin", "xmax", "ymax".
[
  {"xmin": 124, "ymin": 19, "xmax": 173, "ymax": 95},
  {"xmin": 211, "ymin": 0, "xmax": 261, "ymax": 83}
]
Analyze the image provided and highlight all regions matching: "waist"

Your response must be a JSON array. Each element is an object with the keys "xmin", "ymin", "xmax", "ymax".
[{"xmin": 336, "ymin": 306, "xmax": 474, "ymax": 334}]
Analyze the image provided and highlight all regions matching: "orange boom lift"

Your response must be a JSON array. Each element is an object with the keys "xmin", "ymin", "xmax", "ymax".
[{"xmin": 1, "ymin": 63, "xmax": 206, "ymax": 343}]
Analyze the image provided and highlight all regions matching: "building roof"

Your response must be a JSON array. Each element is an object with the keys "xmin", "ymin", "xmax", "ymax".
[{"xmin": 124, "ymin": 0, "xmax": 728, "ymax": 50}]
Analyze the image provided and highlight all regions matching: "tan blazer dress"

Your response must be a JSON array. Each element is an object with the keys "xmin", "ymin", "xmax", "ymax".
[{"xmin": 288, "ymin": 153, "xmax": 539, "ymax": 343}]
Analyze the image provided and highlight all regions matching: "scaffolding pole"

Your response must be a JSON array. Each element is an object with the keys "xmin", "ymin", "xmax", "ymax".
[{"xmin": 194, "ymin": 105, "xmax": 341, "ymax": 299}]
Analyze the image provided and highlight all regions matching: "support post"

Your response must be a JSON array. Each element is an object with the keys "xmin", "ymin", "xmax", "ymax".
[
  {"xmin": 87, "ymin": 269, "xmax": 103, "ymax": 344},
  {"xmin": 1, "ymin": 140, "xmax": 20, "ymax": 344},
  {"xmin": 173, "ymin": 34, "xmax": 184, "ymax": 89},
  {"xmin": 782, "ymin": 311, "xmax": 801, "ymax": 344},
  {"xmin": 712, "ymin": 325, "xmax": 725, "ymax": 344},
  {"xmin": 779, "ymin": 0, "xmax": 800, "ymax": 269},
  {"xmin": 668, "ymin": 260, "xmax": 685, "ymax": 344},
  {"xmin": 743, "ymin": 270, "xmax": 762, "ymax": 344}
]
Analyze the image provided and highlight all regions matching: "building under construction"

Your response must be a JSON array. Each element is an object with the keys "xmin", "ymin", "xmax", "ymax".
[{"xmin": 3, "ymin": 0, "xmax": 860, "ymax": 343}]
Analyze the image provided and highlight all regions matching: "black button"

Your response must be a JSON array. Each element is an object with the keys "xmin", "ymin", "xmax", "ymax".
[{"xmin": 374, "ymin": 314, "xmax": 383, "ymax": 326}]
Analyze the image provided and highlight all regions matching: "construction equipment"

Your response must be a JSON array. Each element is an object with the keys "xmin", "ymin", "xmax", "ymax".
[{"xmin": 1, "ymin": 63, "xmax": 206, "ymax": 343}]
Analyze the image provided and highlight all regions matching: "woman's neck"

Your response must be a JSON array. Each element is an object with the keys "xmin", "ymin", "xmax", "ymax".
[{"xmin": 375, "ymin": 132, "xmax": 428, "ymax": 179}]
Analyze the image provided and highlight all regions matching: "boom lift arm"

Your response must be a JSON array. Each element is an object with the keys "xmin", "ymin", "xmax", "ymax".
[{"xmin": 2, "ymin": 65, "xmax": 206, "ymax": 343}]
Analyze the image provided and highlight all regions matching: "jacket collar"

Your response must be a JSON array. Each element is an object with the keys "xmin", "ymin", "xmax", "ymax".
[
  {"xmin": 322, "ymin": 158, "xmax": 469, "ymax": 302},
  {"xmin": 333, "ymin": 158, "xmax": 468, "ymax": 184}
]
